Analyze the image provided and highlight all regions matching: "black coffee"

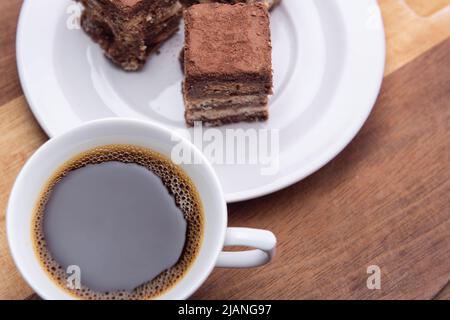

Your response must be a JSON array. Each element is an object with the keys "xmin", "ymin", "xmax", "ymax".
[{"xmin": 32, "ymin": 145, "xmax": 203, "ymax": 300}]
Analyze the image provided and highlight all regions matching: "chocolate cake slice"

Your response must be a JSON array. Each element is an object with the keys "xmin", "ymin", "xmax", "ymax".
[
  {"xmin": 183, "ymin": 3, "xmax": 273, "ymax": 127},
  {"xmin": 77, "ymin": 0, "xmax": 183, "ymax": 71}
]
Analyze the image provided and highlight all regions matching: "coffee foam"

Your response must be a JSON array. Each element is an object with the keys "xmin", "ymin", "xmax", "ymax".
[{"xmin": 32, "ymin": 144, "xmax": 204, "ymax": 300}]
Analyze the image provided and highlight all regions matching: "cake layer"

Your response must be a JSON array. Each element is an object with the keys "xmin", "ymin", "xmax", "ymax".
[
  {"xmin": 77, "ymin": 0, "xmax": 179, "ymax": 17},
  {"xmin": 184, "ymin": 80, "xmax": 272, "ymax": 99},
  {"xmin": 186, "ymin": 107, "xmax": 269, "ymax": 126},
  {"xmin": 144, "ymin": 11, "xmax": 183, "ymax": 49},
  {"xmin": 184, "ymin": 3, "xmax": 272, "ymax": 82},
  {"xmin": 185, "ymin": 94, "xmax": 268, "ymax": 110},
  {"xmin": 180, "ymin": 0, "xmax": 281, "ymax": 11}
]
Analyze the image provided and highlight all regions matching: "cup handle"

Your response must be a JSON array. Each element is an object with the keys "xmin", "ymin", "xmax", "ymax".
[{"xmin": 216, "ymin": 227, "xmax": 276, "ymax": 268}]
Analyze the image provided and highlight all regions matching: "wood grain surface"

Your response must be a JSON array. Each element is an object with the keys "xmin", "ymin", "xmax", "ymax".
[{"xmin": 0, "ymin": 0, "xmax": 449, "ymax": 300}]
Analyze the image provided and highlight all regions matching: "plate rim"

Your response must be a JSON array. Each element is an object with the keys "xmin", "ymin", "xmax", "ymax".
[{"xmin": 16, "ymin": 0, "xmax": 386, "ymax": 203}]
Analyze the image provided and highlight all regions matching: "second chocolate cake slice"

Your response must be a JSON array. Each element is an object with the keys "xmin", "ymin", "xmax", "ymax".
[
  {"xmin": 77, "ymin": 0, "xmax": 183, "ymax": 71},
  {"xmin": 183, "ymin": 3, "xmax": 273, "ymax": 126}
]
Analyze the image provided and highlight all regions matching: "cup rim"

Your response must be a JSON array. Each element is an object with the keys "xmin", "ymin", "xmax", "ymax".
[{"xmin": 6, "ymin": 117, "xmax": 228, "ymax": 300}]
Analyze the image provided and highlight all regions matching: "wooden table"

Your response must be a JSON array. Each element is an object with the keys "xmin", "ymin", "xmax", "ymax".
[{"xmin": 1, "ymin": 0, "xmax": 449, "ymax": 300}]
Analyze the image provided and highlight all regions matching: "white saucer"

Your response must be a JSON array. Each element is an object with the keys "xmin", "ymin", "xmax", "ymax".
[{"xmin": 17, "ymin": 0, "xmax": 385, "ymax": 202}]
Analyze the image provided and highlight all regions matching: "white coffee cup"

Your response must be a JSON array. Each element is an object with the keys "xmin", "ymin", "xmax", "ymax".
[{"xmin": 7, "ymin": 118, "xmax": 276, "ymax": 300}]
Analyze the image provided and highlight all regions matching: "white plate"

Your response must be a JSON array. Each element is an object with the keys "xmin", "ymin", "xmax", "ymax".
[{"xmin": 17, "ymin": 0, "xmax": 385, "ymax": 203}]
